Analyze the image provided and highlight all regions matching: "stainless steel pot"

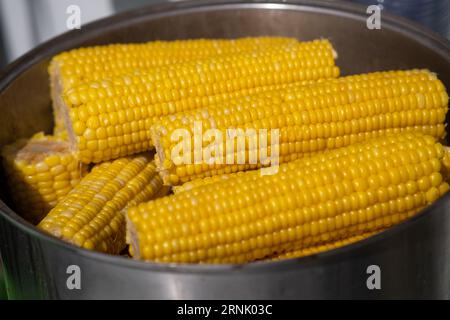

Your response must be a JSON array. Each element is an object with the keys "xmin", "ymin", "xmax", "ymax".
[{"xmin": 1, "ymin": 0, "xmax": 449, "ymax": 299}]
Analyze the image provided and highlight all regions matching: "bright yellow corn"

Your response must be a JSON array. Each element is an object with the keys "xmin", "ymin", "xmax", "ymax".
[
  {"xmin": 1, "ymin": 132, "xmax": 87, "ymax": 224},
  {"xmin": 271, "ymin": 231, "xmax": 380, "ymax": 260},
  {"xmin": 53, "ymin": 129, "xmax": 69, "ymax": 141},
  {"xmin": 152, "ymin": 69, "xmax": 448, "ymax": 185},
  {"xmin": 50, "ymin": 37, "xmax": 302, "ymax": 92},
  {"xmin": 50, "ymin": 37, "xmax": 304, "ymax": 135},
  {"xmin": 178, "ymin": 175, "xmax": 387, "ymax": 260},
  {"xmin": 57, "ymin": 39, "xmax": 339, "ymax": 163},
  {"xmin": 38, "ymin": 153, "xmax": 167, "ymax": 254},
  {"xmin": 127, "ymin": 133, "xmax": 448, "ymax": 264},
  {"xmin": 173, "ymin": 173, "xmax": 238, "ymax": 194},
  {"xmin": 172, "ymin": 163, "xmax": 310, "ymax": 194}
]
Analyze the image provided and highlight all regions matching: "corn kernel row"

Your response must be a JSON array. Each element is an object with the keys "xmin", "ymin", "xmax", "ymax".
[
  {"xmin": 58, "ymin": 39, "xmax": 339, "ymax": 163},
  {"xmin": 1, "ymin": 132, "xmax": 87, "ymax": 224},
  {"xmin": 152, "ymin": 69, "xmax": 448, "ymax": 185},
  {"xmin": 51, "ymin": 37, "xmax": 303, "ymax": 91},
  {"xmin": 271, "ymin": 230, "xmax": 380, "ymax": 260},
  {"xmin": 127, "ymin": 133, "xmax": 448, "ymax": 263},
  {"xmin": 50, "ymin": 37, "xmax": 305, "ymax": 134},
  {"xmin": 39, "ymin": 153, "xmax": 167, "ymax": 254}
]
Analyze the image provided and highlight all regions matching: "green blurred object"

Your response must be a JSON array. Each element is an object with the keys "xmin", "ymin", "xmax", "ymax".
[{"xmin": 0, "ymin": 257, "xmax": 7, "ymax": 300}]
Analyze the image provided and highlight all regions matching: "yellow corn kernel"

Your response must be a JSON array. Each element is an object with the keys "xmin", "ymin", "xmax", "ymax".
[
  {"xmin": 38, "ymin": 153, "xmax": 167, "ymax": 254},
  {"xmin": 173, "ymin": 173, "xmax": 239, "ymax": 194},
  {"xmin": 1, "ymin": 132, "xmax": 87, "ymax": 224},
  {"xmin": 127, "ymin": 133, "xmax": 446, "ymax": 264},
  {"xmin": 50, "ymin": 37, "xmax": 306, "ymax": 92},
  {"xmin": 152, "ymin": 69, "xmax": 448, "ymax": 185},
  {"xmin": 271, "ymin": 230, "xmax": 380, "ymax": 260},
  {"xmin": 58, "ymin": 39, "xmax": 339, "ymax": 163},
  {"xmin": 50, "ymin": 37, "xmax": 307, "ymax": 135}
]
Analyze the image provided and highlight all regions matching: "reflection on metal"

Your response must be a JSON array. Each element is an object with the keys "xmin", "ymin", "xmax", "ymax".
[
  {"xmin": 0, "ymin": 0, "xmax": 113, "ymax": 62},
  {"xmin": 352, "ymin": 0, "xmax": 450, "ymax": 38}
]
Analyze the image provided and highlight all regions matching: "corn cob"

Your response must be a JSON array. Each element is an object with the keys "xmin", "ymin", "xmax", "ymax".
[
  {"xmin": 172, "ymin": 165, "xmax": 305, "ymax": 194},
  {"xmin": 39, "ymin": 153, "xmax": 167, "ymax": 254},
  {"xmin": 152, "ymin": 69, "xmax": 448, "ymax": 185},
  {"xmin": 50, "ymin": 37, "xmax": 302, "ymax": 92},
  {"xmin": 178, "ymin": 136, "xmax": 450, "ymax": 199},
  {"xmin": 57, "ymin": 39, "xmax": 339, "ymax": 163},
  {"xmin": 176, "ymin": 176, "xmax": 385, "ymax": 259},
  {"xmin": 271, "ymin": 231, "xmax": 380, "ymax": 260},
  {"xmin": 50, "ymin": 37, "xmax": 305, "ymax": 135},
  {"xmin": 1, "ymin": 133, "xmax": 87, "ymax": 224},
  {"xmin": 173, "ymin": 173, "xmax": 237, "ymax": 194},
  {"xmin": 127, "ymin": 133, "xmax": 448, "ymax": 264},
  {"xmin": 55, "ymin": 80, "xmax": 313, "ymax": 136}
]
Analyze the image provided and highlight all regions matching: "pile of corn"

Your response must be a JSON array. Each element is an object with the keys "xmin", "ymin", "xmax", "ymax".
[{"xmin": 1, "ymin": 37, "xmax": 448, "ymax": 263}]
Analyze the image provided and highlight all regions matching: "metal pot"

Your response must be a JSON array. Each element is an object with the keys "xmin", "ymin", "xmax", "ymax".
[{"xmin": 1, "ymin": 0, "xmax": 449, "ymax": 299}]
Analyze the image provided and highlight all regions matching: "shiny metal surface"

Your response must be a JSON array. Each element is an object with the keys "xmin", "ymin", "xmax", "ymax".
[
  {"xmin": 0, "ymin": 0, "xmax": 449, "ymax": 299},
  {"xmin": 352, "ymin": 0, "xmax": 450, "ymax": 38}
]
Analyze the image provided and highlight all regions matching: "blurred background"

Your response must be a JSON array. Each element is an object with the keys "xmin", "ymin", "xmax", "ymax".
[
  {"xmin": 0, "ymin": 0, "xmax": 449, "ymax": 300},
  {"xmin": 0, "ymin": 0, "xmax": 449, "ymax": 70}
]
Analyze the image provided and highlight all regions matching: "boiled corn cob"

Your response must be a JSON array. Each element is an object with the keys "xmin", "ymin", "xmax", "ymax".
[
  {"xmin": 127, "ymin": 133, "xmax": 448, "ymax": 264},
  {"xmin": 57, "ymin": 39, "xmax": 339, "ymax": 163},
  {"xmin": 271, "ymin": 231, "xmax": 380, "ymax": 260},
  {"xmin": 50, "ymin": 37, "xmax": 301, "ymax": 92},
  {"xmin": 178, "ymin": 172, "xmax": 386, "ymax": 259},
  {"xmin": 152, "ymin": 69, "xmax": 448, "ymax": 185},
  {"xmin": 173, "ymin": 173, "xmax": 237, "ymax": 194},
  {"xmin": 56, "ymin": 81, "xmax": 310, "ymax": 135},
  {"xmin": 172, "ymin": 166, "xmax": 302, "ymax": 194},
  {"xmin": 39, "ymin": 153, "xmax": 167, "ymax": 254},
  {"xmin": 1, "ymin": 132, "xmax": 87, "ymax": 224},
  {"xmin": 50, "ymin": 37, "xmax": 303, "ymax": 135}
]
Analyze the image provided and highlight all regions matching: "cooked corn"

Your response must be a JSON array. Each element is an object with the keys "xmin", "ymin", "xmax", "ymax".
[
  {"xmin": 50, "ymin": 37, "xmax": 304, "ymax": 135},
  {"xmin": 39, "ymin": 153, "xmax": 167, "ymax": 254},
  {"xmin": 127, "ymin": 133, "xmax": 448, "ymax": 263},
  {"xmin": 173, "ymin": 173, "xmax": 237, "ymax": 194},
  {"xmin": 271, "ymin": 231, "xmax": 380, "ymax": 260},
  {"xmin": 50, "ymin": 37, "xmax": 302, "ymax": 92},
  {"xmin": 152, "ymin": 69, "xmax": 448, "ymax": 185},
  {"xmin": 57, "ymin": 39, "xmax": 339, "ymax": 163},
  {"xmin": 1, "ymin": 133, "xmax": 87, "ymax": 224}
]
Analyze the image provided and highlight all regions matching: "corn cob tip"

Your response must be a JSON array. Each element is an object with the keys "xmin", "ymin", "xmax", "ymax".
[
  {"xmin": 2, "ymin": 133, "xmax": 87, "ymax": 224},
  {"xmin": 271, "ymin": 230, "xmax": 381, "ymax": 261},
  {"xmin": 38, "ymin": 153, "xmax": 168, "ymax": 254}
]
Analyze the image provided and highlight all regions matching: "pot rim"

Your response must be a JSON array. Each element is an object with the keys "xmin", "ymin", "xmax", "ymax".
[{"xmin": 0, "ymin": 0, "xmax": 449, "ymax": 274}]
